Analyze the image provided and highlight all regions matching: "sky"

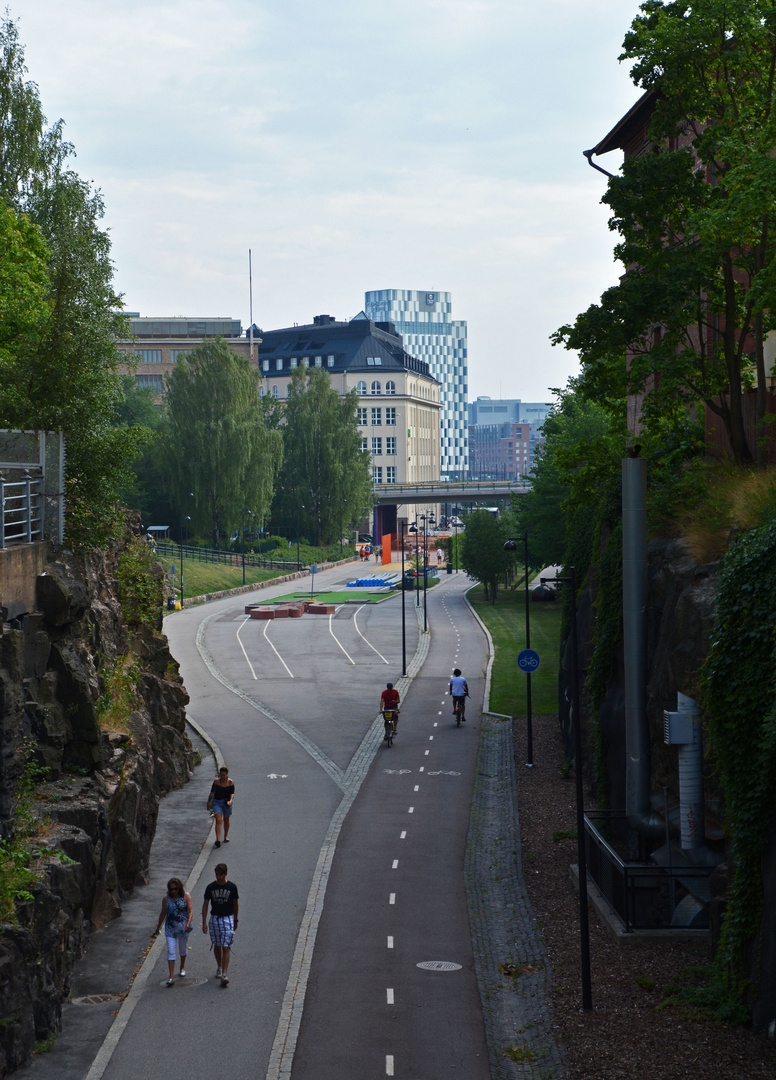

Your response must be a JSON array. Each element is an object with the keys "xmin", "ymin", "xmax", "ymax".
[{"xmin": 13, "ymin": 0, "xmax": 643, "ymax": 403}]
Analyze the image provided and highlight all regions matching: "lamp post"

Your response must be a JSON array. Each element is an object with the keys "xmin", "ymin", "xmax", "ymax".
[
  {"xmin": 453, "ymin": 519, "xmax": 459, "ymax": 573},
  {"xmin": 400, "ymin": 519, "xmax": 408, "ymax": 675},
  {"xmin": 409, "ymin": 522, "xmax": 419, "ymax": 607},
  {"xmin": 505, "ymin": 534, "xmax": 533, "ymax": 767},
  {"xmin": 180, "ymin": 490, "xmax": 193, "ymax": 606},
  {"xmin": 242, "ymin": 509, "xmax": 254, "ymax": 586},
  {"xmin": 542, "ymin": 565, "xmax": 592, "ymax": 1013}
]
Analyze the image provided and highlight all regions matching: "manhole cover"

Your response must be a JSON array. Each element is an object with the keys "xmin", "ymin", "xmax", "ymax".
[
  {"xmin": 416, "ymin": 961, "xmax": 462, "ymax": 972},
  {"xmin": 71, "ymin": 993, "xmax": 122, "ymax": 1006}
]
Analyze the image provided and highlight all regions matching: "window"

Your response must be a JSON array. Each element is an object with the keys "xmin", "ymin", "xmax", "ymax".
[
  {"xmin": 371, "ymin": 381, "xmax": 381, "ymax": 395},
  {"xmin": 136, "ymin": 374, "xmax": 163, "ymax": 391},
  {"xmin": 386, "ymin": 437, "xmax": 396, "ymax": 455},
  {"xmin": 272, "ymin": 385, "xmax": 279, "ymax": 398},
  {"xmin": 386, "ymin": 407, "xmax": 396, "ymax": 425},
  {"xmin": 385, "ymin": 381, "xmax": 396, "ymax": 395},
  {"xmin": 361, "ymin": 438, "xmax": 368, "ymax": 453},
  {"xmin": 357, "ymin": 407, "xmax": 368, "ymax": 425},
  {"xmin": 170, "ymin": 349, "xmax": 190, "ymax": 363},
  {"xmin": 302, "ymin": 357, "xmax": 310, "ymax": 368},
  {"xmin": 135, "ymin": 349, "xmax": 162, "ymax": 364},
  {"xmin": 386, "ymin": 466, "xmax": 396, "ymax": 483},
  {"xmin": 371, "ymin": 407, "xmax": 382, "ymax": 425},
  {"xmin": 366, "ymin": 356, "xmax": 383, "ymax": 365},
  {"xmin": 276, "ymin": 358, "xmax": 283, "ymax": 371},
  {"xmin": 373, "ymin": 466, "xmax": 383, "ymax": 483},
  {"xmin": 260, "ymin": 385, "xmax": 266, "ymax": 397},
  {"xmin": 357, "ymin": 380, "xmax": 367, "ymax": 395},
  {"xmin": 314, "ymin": 356, "xmax": 322, "ymax": 367},
  {"xmin": 371, "ymin": 437, "xmax": 382, "ymax": 455},
  {"xmin": 327, "ymin": 354, "xmax": 334, "ymax": 367},
  {"xmin": 290, "ymin": 357, "xmax": 298, "ymax": 368},
  {"xmin": 262, "ymin": 360, "xmax": 270, "ymax": 372}
]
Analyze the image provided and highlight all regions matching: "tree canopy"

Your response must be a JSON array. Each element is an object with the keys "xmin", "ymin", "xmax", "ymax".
[
  {"xmin": 163, "ymin": 339, "xmax": 283, "ymax": 547},
  {"xmin": 0, "ymin": 15, "xmax": 143, "ymax": 545},
  {"xmin": 272, "ymin": 368, "xmax": 373, "ymax": 546},
  {"xmin": 553, "ymin": 0, "xmax": 776, "ymax": 466},
  {"xmin": 458, "ymin": 511, "xmax": 512, "ymax": 602}
]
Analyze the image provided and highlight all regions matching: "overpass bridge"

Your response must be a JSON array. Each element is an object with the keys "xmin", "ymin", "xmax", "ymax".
[{"xmin": 372, "ymin": 479, "xmax": 530, "ymax": 507}]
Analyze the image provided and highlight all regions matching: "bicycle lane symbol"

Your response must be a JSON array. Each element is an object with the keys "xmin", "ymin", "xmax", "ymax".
[{"xmin": 517, "ymin": 649, "xmax": 541, "ymax": 673}]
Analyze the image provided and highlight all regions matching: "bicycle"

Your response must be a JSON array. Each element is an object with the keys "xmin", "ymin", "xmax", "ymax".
[
  {"xmin": 383, "ymin": 709, "xmax": 397, "ymax": 747},
  {"xmin": 453, "ymin": 697, "xmax": 465, "ymax": 727}
]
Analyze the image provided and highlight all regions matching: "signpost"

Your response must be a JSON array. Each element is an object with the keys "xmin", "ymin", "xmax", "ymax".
[
  {"xmin": 517, "ymin": 649, "xmax": 540, "ymax": 673},
  {"xmin": 310, "ymin": 563, "xmax": 317, "ymax": 597}
]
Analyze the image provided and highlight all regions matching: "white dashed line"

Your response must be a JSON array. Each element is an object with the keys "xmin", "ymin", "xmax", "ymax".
[
  {"xmin": 389, "ymin": 893, "xmax": 396, "ymax": 905},
  {"xmin": 419, "ymin": 767, "xmax": 424, "ymax": 773},
  {"xmin": 413, "ymin": 785, "xmax": 419, "ymax": 792},
  {"xmin": 424, "ymin": 750, "xmax": 430, "ymax": 756},
  {"xmin": 387, "ymin": 988, "xmax": 394, "ymax": 1004},
  {"xmin": 392, "ymin": 859, "xmax": 399, "ymax": 869},
  {"xmin": 400, "ymin": 831, "xmax": 407, "ymax": 838},
  {"xmin": 386, "ymin": 1055, "xmax": 395, "ymax": 1076},
  {"xmin": 387, "ymin": 936, "xmax": 394, "ymax": 949},
  {"xmin": 408, "ymin": 806, "xmax": 414, "ymax": 813}
]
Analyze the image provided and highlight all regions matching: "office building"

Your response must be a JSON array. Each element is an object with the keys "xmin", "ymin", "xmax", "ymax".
[
  {"xmin": 364, "ymin": 290, "xmax": 467, "ymax": 478},
  {"xmin": 468, "ymin": 397, "xmax": 552, "ymax": 479}
]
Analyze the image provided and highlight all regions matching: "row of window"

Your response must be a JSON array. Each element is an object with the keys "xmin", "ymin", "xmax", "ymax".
[
  {"xmin": 358, "ymin": 407, "xmax": 397, "ymax": 426},
  {"xmin": 263, "ymin": 355, "xmax": 335, "ymax": 372},
  {"xmin": 357, "ymin": 380, "xmax": 396, "ymax": 395},
  {"xmin": 361, "ymin": 437, "xmax": 397, "ymax": 455},
  {"xmin": 373, "ymin": 467, "xmax": 396, "ymax": 483}
]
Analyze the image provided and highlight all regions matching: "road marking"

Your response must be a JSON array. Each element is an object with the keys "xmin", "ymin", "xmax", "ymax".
[
  {"xmin": 400, "ymin": 831, "xmax": 407, "ymax": 839},
  {"xmin": 392, "ymin": 860, "xmax": 399, "ymax": 868},
  {"xmin": 418, "ymin": 767, "xmax": 424, "ymax": 773},
  {"xmin": 389, "ymin": 893, "xmax": 396, "ymax": 904},
  {"xmin": 387, "ymin": 936, "xmax": 394, "ymax": 948},
  {"xmin": 413, "ymin": 785, "xmax": 419, "ymax": 792},
  {"xmin": 387, "ymin": 988, "xmax": 394, "ymax": 1004},
  {"xmin": 235, "ymin": 618, "xmax": 258, "ymax": 680},
  {"xmin": 386, "ymin": 1055, "xmax": 395, "ymax": 1076},
  {"xmin": 408, "ymin": 806, "xmax": 414, "ymax": 813},
  {"xmin": 263, "ymin": 622, "xmax": 294, "ymax": 678},
  {"xmin": 353, "ymin": 605, "xmax": 389, "ymax": 664},
  {"xmin": 328, "ymin": 614, "xmax": 355, "ymax": 665},
  {"xmin": 383, "ymin": 769, "xmax": 411, "ymax": 775},
  {"xmin": 424, "ymin": 750, "xmax": 429, "ymax": 756},
  {"xmin": 267, "ymin": 773, "xmax": 289, "ymax": 780},
  {"xmin": 429, "ymin": 736, "xmax": 434, "ymax": 741},
  {"xmin": 427, "ymin": 771, "xmax": 461, "ymax": 776}
]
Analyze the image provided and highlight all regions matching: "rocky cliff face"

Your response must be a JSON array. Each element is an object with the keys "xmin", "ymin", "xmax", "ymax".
[
  {"xmin": 0, "ymin": 540, "xmax": 191, "ymax": 1076},
  {"xmin": 559, "ymin": 534, "xmax": 776, "ymax": 1036}
]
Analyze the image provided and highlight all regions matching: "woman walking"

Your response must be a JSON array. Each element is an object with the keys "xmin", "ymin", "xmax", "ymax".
[
  {"xmin": 154, "ymin": 877, "xmax": 193, "ymax": 986},
  {"xmin": 207, "ymin": 766, "xmax": 235, "ymax": 848}
]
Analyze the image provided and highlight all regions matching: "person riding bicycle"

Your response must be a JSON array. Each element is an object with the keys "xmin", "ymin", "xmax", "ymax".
[
  {"xmin": 448, "ymin": 669, "xmax": 469, "ymax": 721},
  {"xmin": 380, "ymin": 682, "xmax": 401, "ymax": 738}
]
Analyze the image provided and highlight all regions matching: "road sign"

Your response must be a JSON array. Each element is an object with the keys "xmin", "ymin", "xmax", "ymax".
[
  {"xmin": 169, "ymin": 564, "xmax": 176, "ymax": 576},
  {"xmin": 517, "ymin": 649, "xmax": 540, "ymax": 672}
]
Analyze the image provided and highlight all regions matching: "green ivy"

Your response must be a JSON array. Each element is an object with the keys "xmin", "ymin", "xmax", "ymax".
[
  {"xmin": 116, "ymin": 536, "xmax": 164, "ymax": 628},
  {"xmin": 701, "ymin": 517, "xmax": 776, "ymax": 980},
  {"xmin": 586, "ymin": 520, "xmax": 623, "ymax": 808}
]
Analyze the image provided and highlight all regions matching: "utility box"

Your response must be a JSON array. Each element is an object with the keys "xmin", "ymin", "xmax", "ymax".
[{"xmin": 663, "ymin": 709, "xmax": 694, "ymax": 745}]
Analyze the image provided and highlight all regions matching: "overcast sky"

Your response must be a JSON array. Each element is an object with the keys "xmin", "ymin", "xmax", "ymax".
[{"xmin": 14, "ymin": 0, "xmax": 642, "ymax": 402}]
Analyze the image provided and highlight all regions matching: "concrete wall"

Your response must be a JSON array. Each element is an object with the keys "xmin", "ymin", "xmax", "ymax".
[{"xmin": 0, "ymin": 542, "xmax": 49, "ymax": 620}]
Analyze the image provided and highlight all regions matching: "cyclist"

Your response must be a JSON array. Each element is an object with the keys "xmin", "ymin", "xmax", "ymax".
[
  {"xmin": 448, "ymin": 669, "xmax": 469, "ymax": 721},
  {"xmin": 380, "ymin": 682, "xmax": 401, "ymax": 739}
]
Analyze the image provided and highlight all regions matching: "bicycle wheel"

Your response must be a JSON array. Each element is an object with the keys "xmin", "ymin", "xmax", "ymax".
[
  {"xmin": 456, "ymin": 705, "xmax": 461, "ymax": 728},
  {"xmin": 384, "ymin": 716, "xmax": 393, "ymax": 747}
]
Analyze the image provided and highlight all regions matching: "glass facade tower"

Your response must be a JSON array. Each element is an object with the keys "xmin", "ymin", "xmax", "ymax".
[{"xmin": 365, "ymin": 289, "xmax": 468, "ymax": 477}]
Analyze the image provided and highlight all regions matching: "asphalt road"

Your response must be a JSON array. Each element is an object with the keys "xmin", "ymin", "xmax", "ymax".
[{"xmin": 28, "ymin": 561, "xmax": 493, "ymax": 1080}]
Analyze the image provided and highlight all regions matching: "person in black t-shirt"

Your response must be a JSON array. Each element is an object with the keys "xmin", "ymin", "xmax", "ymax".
[
  {"xmin": 207, "ymin": 766, "xmax": 235, "ymax": 848},
  {"xmin": 202, "ymin": 863, "xmax": 239, "ymax": 987}
]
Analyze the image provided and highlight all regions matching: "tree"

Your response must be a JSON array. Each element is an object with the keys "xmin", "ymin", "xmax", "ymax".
[
  {"xmin": 0, "ymin": 200, "xmax": 50, "ymax": 393},
  {"xmin": 0, "ymin": 16, "xmax": 144, "ymax": 546},
  {"xmin": 163, "ymin": 339, "xmax": 282, "ymax": 546},
  {"xmin": 273, "ymin": 368, "xmax": 372, "ymax": 546},
  {"xmin": 554, "ymin": 0, "xmax": 776, "ymax": 466},
  {"xmin": 459, "ymin": 511, "xmax": 511, "ymax": 603}
]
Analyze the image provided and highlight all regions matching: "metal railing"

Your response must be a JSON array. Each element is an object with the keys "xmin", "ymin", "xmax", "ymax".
[
  {"xmin": 584, "ymin": 810, "xmax": 713, "ymax": 932},
  {"xmin": 1, "ymin": 470, "xmax": 43, "ymax": 549},
  {"xmin": 154, "ymin": 540, "xmax": 302, "ymax": 572}
]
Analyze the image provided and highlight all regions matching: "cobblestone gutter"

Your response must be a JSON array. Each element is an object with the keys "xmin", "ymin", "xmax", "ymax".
[{"xmin": 466, "ymin": 716, "xmax": 567, "ymax": 1079}]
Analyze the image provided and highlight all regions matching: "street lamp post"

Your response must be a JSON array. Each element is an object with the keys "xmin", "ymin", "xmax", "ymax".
[
  {"xmin": 505, "ymin": 533, "xmax": 533, "ymax": 767},
  {"xmin": 542, "ymin": 565, "xmax": 592, "ymax": 1013},
  {"xmin": 400, "ymin": 519, "xmax": 408, "ymax": 675},
  {"xmin": 242, "ymin": 509, "xmax": 254, "ymax": 586},
  {"xmin": 180, "ymin": 490, "xmax": 193, "ymax": 606},
  {"xmin": 409, "ymin": 523, "xmax": 419, "ymax": 607}
]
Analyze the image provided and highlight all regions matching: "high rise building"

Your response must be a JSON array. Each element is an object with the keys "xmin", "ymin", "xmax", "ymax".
[
  {"xmin": 467, "ymin": 397, "xmax": 552, "ymax": 479},
  {"xmin": 364, "ymin": 290, "xmax": 468, "ymax": 478}
]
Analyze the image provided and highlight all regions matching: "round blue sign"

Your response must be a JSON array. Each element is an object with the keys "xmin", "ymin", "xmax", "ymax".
[{"xmin": 517, "ymin": 649, "xmax": 540, "ymax": 672}]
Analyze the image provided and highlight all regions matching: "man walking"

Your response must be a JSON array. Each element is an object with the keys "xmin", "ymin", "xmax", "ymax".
[{"xmin": 202, "ymin": 863, "xmax": 239, "ymax": 987}]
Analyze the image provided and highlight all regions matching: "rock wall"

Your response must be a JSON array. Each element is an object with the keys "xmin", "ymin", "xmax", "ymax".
[
  {"xmin": 560, "ymin": 533, "xmax": 776, "ymax": 1035},
  {"xmin": 0, "ymin": 539, "xmax": 191, "ymax": 1076}
]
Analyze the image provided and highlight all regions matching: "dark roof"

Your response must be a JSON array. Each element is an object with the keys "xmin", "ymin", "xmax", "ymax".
[
  {"xmin": 256, "ymin": 315, "xmax": 437, "ymax": 381},
  {"xmin": 588, "ymin": 89, "xmax": 655, "ymax": 157}
]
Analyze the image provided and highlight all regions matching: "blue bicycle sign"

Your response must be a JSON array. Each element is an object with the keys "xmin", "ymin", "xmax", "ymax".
[{"xmin": 517, "ymin": 649, "xmax": 541, "ymax": 673}]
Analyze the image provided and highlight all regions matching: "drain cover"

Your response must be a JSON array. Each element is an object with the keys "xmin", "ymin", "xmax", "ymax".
[
  {"xmin": 416, "ymin": 961, "xmax": 462, "ymax": 972},
  {"xmin": 71, "ymin": 993, "xmax": 122, "ymax": 1006}
]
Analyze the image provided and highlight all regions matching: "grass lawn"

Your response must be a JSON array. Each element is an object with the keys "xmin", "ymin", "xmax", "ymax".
[
  {"xmin": 467, "ymin": 581, "xmax": 562, "ymax": 717},
  {"xmin": 257, "ymin": 589, "xmax": 396, "ymax": 605},
  {"xmin": 172, "ymin": 559, "xmax": 289, "ymax": 598}
]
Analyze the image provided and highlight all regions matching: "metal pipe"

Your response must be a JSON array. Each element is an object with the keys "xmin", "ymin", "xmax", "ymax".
[
  {"xmin": 676, "ymin": 693, "xmax": 705, "ymax": 852},
  {"xmin": 622, "ymin": 457, "xmax": 662, "ymax": 836}
]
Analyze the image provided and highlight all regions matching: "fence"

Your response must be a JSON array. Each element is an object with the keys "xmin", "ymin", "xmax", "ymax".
[
  {"xmin": 0, "ymin": 430, "xmax": 65, "ymax": 547},
  {"xmin": 154, "ymin": 540, "xmax": 302, "ymax": 573},
  {"xmin": 584, "ymin": 809, "xmax": 713, "ymax": 932}
]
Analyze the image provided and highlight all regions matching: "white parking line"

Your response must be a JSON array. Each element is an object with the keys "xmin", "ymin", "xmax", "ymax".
[
  {"xmin": 263, "ymin": 622, "xmax": 294, "ymax": 678},
  {"xmin": 328, "ymin": 613, "xmax": 355, "ymax": 665},
  {"xmin": 353, "ymin": 605, "xmax": 389, "ymax": 663},
  {"xmin": 235, "ymin": 618, "xmax": 258, "ymax": 680}
]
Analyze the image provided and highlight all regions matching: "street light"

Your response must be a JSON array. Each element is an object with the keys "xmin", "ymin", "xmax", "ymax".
[
  {"xmin": 242, "ymin": 509, "xmax": 254, "ymax": 586},
  {"xmin": 408, "ymin": 522, "xmax": 419, "ymax": 608},
  {"xmin": 400, "ymin": 519, "xmax": 408, "ymax": 676},
  {"xmin": 541, "ymin": 565, "xmax": 592, "ymax": 1013},
  {"xmin": 505, "ymin": 534, "xmax": 533, "ymax": 767},
  {"xmin": 180, "ymin": 491, "xmax": 193, "ymax": 606}
]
